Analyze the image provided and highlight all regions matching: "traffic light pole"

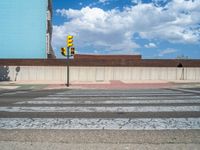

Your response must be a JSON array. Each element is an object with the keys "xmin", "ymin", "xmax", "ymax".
[
  {"xmin": 67, "ymin": 47, "xmax": 70, "ymax": 87},
  {"xmin": 65, "ymin": 35, "xmax": 73, "ymax": 87}
]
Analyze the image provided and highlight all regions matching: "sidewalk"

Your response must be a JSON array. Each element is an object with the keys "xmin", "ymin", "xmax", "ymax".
[
  {"xmin": 68, "ymin": 80, "xmax": 173, "ymax": 90},
  {"xmin": 1, "ymin": 80, "xmax": 200, "ymax": 90}
]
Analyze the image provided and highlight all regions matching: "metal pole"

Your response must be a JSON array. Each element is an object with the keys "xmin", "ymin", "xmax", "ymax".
[{"xmin": 67, "ymin": 47, "xmax": 70, "ymax": 87}]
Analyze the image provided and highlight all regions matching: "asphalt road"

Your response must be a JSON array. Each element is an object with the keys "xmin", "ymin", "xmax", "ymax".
[{"xmin": 0, "ymin": 86, "xmax": 200, "ymax": 149}]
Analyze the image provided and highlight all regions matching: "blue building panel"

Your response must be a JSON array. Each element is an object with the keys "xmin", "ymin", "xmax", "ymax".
[{"xmin": 0, "ymin": 0, "xmax": 48, "ymax": 58}]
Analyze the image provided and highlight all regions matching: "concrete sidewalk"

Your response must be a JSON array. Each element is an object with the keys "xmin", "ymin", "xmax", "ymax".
[
  {"xmin": 68, "ymin": 80, "xmax": 173, "ymax": 90},
  {"xmin": 38, "ymin": 80, "xmax": 200, "ymax": 90},
  {"xmin": 0, "ymin": 80, "xmax": 200, "ymax": 90}
]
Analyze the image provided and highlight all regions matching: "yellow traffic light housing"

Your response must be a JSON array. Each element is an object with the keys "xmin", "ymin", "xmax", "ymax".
[
  {"xmin": 71, "ymin": 47, "xmax": 75, "ymax": 55},
  {"xmin": 61, "ymin": 47, "xmax": 66, "ymax": 56},
  {"xmin": 67, "ymin": 35, "xmax": 73, "ymax": 47}
]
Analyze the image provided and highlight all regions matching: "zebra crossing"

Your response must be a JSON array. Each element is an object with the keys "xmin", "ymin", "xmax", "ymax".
[
  {"xmin": 0, "ymin": 91, "xmax": 29, "ymax": 96},
  {"xmin": 0, "ymin": 89, "xmax": 200, "ymax": 130}
]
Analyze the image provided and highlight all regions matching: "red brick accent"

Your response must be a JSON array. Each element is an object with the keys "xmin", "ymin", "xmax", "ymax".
[{"xmin": 0, "ymin": 55, "xmax": 200, "ymax": 67}]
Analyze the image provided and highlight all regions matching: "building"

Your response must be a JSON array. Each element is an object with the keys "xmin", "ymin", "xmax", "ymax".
[{"xmin": 0, "ymin": 0, "xmax": 55, "ymax": 59}]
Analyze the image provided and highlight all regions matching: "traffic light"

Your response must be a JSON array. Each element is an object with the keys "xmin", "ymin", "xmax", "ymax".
[
  {"xmin": 61, "ymin": 47, "xmax": 66, "ymax": 56},
  {"xmin": 67, "ymin": 35, "xmax": 73, "ymax": 47},
  {"xmin": 70, "ymin": 47, "xmax": 75, "ymax": 55}
]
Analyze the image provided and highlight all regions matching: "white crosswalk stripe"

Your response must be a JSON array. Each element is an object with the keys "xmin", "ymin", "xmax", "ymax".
[
  {"xmin": 1, "ymin": 106, "xmax": 200, "ymax": 112},
  {"xmin": 0, "ymin": 118, "xmax": 199, "ymax": 130},
  {"xmin": 0, "ymin": 91, "xmax": 28, "ymax": 96},
  {"xmin": 35, "ymin": 95, "xmax": 200, "ymax": 100},
  {"xmin": 48, "ymin": 93, "xmax": 194, "ymax": 97},
  {"xmin": 0, "ymin": 89, "xmax": 200, "ymax": 130},
  {"xmin": 15, "ymin": 99, "xmax": 200, "ymax": 105}
]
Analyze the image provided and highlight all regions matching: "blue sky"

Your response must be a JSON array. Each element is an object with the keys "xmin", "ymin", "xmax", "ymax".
[{"xmin": 52, "ymin": 0, "xmax": 200, "ymax": 59}]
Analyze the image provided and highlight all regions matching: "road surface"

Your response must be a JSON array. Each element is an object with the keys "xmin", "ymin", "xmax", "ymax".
[{"xmin": 0, "ymin": 86, "xmax": 200, "ymax": 149}]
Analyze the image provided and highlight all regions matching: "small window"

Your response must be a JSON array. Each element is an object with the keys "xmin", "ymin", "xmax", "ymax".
[
  {"xmin": 46, "ymin": 34, "xmax": 50, "ymax": 54},
  {"xmin": 47, "ymin": 10, "xmax": 51, "ymax": 21}
]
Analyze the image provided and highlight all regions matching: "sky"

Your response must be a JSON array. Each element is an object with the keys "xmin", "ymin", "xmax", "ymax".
[{"xmin": 52, "ymin": 0, "xmax": 200, "ymax": 59}]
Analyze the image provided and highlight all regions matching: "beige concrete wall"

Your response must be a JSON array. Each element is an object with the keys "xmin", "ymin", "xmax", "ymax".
[{"xmin": 1, "ymin": 66, "xmax": 200, "ymax": 82}]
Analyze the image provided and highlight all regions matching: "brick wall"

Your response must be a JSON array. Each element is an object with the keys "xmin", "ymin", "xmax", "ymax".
[{"xmin": 0, "ymin": 54, "xmax": 200, "ymax": 67}]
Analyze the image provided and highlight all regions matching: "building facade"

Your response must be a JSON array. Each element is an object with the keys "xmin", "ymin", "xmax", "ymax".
[{"xmin": 0, "ymin": 0, "xmax": 55, "ymax": 58}]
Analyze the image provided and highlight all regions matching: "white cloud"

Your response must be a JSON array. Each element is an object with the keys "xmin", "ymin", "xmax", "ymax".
[
  {"xmin": 139, "ymin": 0, "xmax": 200, "ymax": 43},
  {"xmin": 54, "ymin": 7, "xmax": 140, "ymax": 54},
  {"xmin": 98, "ymin": 0, "xmax": 110, "ymax": 5},
  {"xmin": 99, "ymin": 0, "xmax": 108, "ymax": 3},
  {"xmin": 145, "ymin": 43, "xmax": 157, "ymax": 48},
  {"xmin": 152, "ymin": 0, "xmax": 168, "ymax": 6},
  {"xmin": 131, "ymin": 0, "xmax": 142, "ymax": 4},
  {"xmin": 158, "ymin": 48, "xmax": 177, "ymax": 57},
  {"xmin": 53, "ymin": 0, "xmax": 200, "ymax": 54}
]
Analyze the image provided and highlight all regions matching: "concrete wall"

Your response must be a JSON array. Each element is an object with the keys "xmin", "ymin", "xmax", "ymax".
[{"xmin": 1, "ymin": 66, "xmax": 200, "ymax": 82}]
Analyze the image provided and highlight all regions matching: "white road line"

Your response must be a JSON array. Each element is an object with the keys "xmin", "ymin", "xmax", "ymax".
[
  {"xmin": 0, "ymin": 106, "xmax": 200, "ymax": 112},
  {"xmin": 55, "ymin": 92, "xmax": 184, "ymax": 95},
  {"xmin": 35, "ymin": 96, "xmax": 200, "ymax": 100},
  {"xmin": 0, "ymin": 86, "xmax": 19, "ymax": 90},
  {"xmin": 15, "ymin": 99, "xmax": 200, "ymax": 105},
  {"xmin": 49, "ymin": 93, "xmax": 193, "ymax": 97},
  {"xmin": 175, "ymin": 89, "xmax": 200, "ymax": 94},
  {"xmin": 0, "ymin": 118, "xmax": 199, "ymax": 130},
  {"xmin": 1, "ymin": 93, "xmax": 17, "ymax": 95},
  {"xmin": 57, "ymin": 89, "xmax": 182, "ymax": 94},
  {"xmin": 1, "ymin": 91, "xmax": 28, "ymax": 96},
  {"xmin": 15, "ymin": 91, "xmax": 29, "ymax": 94}
]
